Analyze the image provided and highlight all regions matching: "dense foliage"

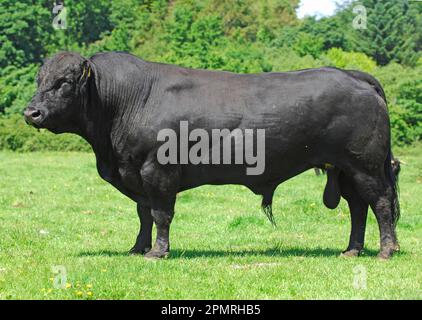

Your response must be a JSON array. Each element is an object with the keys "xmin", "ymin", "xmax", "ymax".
[
  {"xmin": 0, "ymin": 0, "xmax": 421, "ymax": 150},
  {"xmin": 0, "ymin": 114, "xmax": 90, "ymax": 152}
]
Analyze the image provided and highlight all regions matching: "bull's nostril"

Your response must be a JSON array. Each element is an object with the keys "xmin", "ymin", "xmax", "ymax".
[
  {"xmin": 24, "ymin": 108, "xmax": 43, "ymax": 123},
  {"xmin": 31, "ymin": 110, "xmax": 41, "ymax": 119}
]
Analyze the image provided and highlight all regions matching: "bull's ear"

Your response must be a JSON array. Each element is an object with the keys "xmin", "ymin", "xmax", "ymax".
[
  {"xmin": 79, "ymin": 59, "xmax": 94, "ymax": 93},
  {"xmin": 80, "ymin": 60, "xmax": 92, "ymax": 83}
]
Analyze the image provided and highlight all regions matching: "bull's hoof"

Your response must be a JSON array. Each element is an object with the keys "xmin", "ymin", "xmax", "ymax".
[
  {"xmin": 144, "ymin": 249, "xmax": 169, "ymax": 260},
  {"xmin": 129, "ymin": 245, "xmax": 151, "ymax": 255},
  {"xmin": 377, "ymin": 252, "xmax": 392, "ymax": 260},
  {"xmin": 377, "ymin": 246, "xmax": 396, "ymax": 260},
  {"xmin": 340, "ymin": 249, "xmax": 361, "ymax": 258}
]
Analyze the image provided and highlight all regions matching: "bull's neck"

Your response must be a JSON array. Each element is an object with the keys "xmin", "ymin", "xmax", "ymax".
[{"xmin": 78, "ymin": 61, "xmax": 155, "ymax": 155}]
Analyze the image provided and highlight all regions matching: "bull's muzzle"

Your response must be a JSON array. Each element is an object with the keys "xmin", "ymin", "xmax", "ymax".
[{"xmin": 24, "ymin": 106, "xmax": 44, "ymax": 126}]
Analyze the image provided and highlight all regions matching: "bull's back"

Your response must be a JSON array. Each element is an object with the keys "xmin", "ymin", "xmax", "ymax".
[{"xmin": 153, "ymin": 64, "xmax": 378, "ymax": 144}]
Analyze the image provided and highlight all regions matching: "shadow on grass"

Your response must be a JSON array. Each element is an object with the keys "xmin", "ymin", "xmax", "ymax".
[
  {"xmin": 169, "ymin": 247, "xmax": 382, "ymax": 259},
  {"xmin": 77, "ymin": 247, "xmax": 382, "ymax": 259}
]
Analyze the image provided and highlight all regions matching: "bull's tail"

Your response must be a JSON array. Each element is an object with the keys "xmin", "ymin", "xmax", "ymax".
[
  {"xmin": 385, "ymin": 148, "xmax": 401, "ymax": 227},
  {"xmin": 261, "ymin": 192, "xmax": 276, "ymax": 227}
]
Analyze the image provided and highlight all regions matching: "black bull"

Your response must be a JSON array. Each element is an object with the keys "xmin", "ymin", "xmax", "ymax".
[{"xmin": 24, "ymin": 52, "xmax": 400, "ymax": 259}]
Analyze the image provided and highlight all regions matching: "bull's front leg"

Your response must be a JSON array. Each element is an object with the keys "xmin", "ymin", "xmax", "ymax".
[
  {"xmin": 146, "ymin": 204, "xmax": 175, "ymax": 259},
  {"xmin": 140, "ymin": 156, "xmax": 180, "ymax": 259},
  {"xmin": 129, "ymin": 203, "xmax": 153, "ymax": 255}
]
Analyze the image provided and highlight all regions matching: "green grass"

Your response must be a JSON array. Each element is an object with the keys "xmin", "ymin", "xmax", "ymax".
[{"xmin": 0, "ymin": 146, "xmax": 421, "ymax": 300}]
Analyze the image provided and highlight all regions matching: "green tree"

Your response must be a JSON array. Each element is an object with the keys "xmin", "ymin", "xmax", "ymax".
[
  {"xmin": 162, "ymin": 3, "xmax": 225, "ymax": 69},
  {"xmin": 48, "ymin": 0, "xmax": 114, "ymax": 55},
  {"xmin": 396, "ymin": 79, "xmax": 422, "ymax": 143},
  {"xmin": 0, "ymin": 64, "xmax": 38, "ymax": 114},
  {"xmin": 353, "ymin": 0, "xmax": 421, "ymax": 66},
  {"xmin": 0, "ymin": 0, "xmax": 115, "ymax": 68},
  {"xmin": 0, "ymin": 0, "xmax": 52, "ymax": 68},
  {"xmin": 292, "ymin": 32, "xmax": 324, "ymax": 58},
  {"xmin": 300, "ymin": 16, "xmax": 353, "ymax": 51},
  {"xmin": 324, "ymin": 48, "xmax": 377, "ymax": 73}
]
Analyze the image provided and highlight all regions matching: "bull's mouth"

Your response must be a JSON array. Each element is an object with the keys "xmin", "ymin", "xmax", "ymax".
[
  {"xmin": 24, "ymin": 113, "xmax": 63, "ymax": 133},
  {"xmin": 24, "ymin": 116, "xmax": 44, "ymax": 128}
]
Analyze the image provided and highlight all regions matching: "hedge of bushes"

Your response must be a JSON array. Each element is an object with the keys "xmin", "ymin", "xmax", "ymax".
[{"xmin": 0, "ymin": 115, "xmax": 90, "ymax": 152}]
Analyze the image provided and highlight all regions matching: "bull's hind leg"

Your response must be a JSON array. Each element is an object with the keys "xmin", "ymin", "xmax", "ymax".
[
  {"xmin": 129, "ymin": 203, "xmax": 153, "ymax": 255},
  {"xmin": 353, "ymin": 172, "xmax": 399, "ymax": 259},
  {"xmin": 339, "ymin": 173, "xmax": 368, "ymax": 257}
]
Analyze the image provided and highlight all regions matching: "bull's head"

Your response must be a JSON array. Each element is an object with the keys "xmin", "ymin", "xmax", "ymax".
[{"xmin": 24, "ymin": 52, "xmax": 91, "ymax": 134}]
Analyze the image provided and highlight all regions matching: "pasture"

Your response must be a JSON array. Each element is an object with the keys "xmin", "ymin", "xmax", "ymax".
[{"xmin": 0, "ymin": 147, "xmax": 421, "ymax": 300}]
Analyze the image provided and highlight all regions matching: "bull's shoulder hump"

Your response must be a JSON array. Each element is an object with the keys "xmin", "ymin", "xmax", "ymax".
[
  {"xmin": 90, "ymin": 51, "xmax": 143, "ymax": 62},
  {"xmin": 89, "ymin": 52, "xmax": 150, "ymax": 73}
]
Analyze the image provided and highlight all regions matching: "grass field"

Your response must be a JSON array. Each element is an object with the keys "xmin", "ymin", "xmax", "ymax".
[{"xmin": 0, "ymin": 146, "xmax": 421, "ymax": 300}]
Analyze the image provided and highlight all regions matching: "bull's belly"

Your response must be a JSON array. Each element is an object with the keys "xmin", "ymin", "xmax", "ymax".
[{"xmin": 178, "ymin": 153, "xmax": 318, "ymax": 193}]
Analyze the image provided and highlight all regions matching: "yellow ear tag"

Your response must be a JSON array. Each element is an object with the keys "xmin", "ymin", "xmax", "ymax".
[
  {"xmin": 324, "ymin": 163, "xmax": 334, "ymax": 169},
  {"xmin": 87, "ymin": 67, "xmax": 91, "ymax": 78}
]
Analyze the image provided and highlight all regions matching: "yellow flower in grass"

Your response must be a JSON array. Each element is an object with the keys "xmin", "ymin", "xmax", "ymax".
[
  {"xmin": 87, "ymin": 291, "xmax": 93, "ymax": 297},
  {"xmin": 75, "ymin": 291, "xmax": 83, "ymax": 296},
  {"xmin": 65, "ymin": 283, "xmax": 72, "ymax": 289}
]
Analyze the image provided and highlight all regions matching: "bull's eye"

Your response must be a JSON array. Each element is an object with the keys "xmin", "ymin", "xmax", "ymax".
[{"xmin": 59, "ymin": 81, "xmax": 72, "ymax": 95}]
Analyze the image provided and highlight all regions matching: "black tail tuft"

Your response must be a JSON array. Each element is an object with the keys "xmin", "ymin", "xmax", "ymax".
[
  {"xmin": 385, "ymin": 149, "xmax": 401, "ymax": 227},
  {"xmin": 261, "ymin": 193, "xmax": 276, "ymax": 227}
]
